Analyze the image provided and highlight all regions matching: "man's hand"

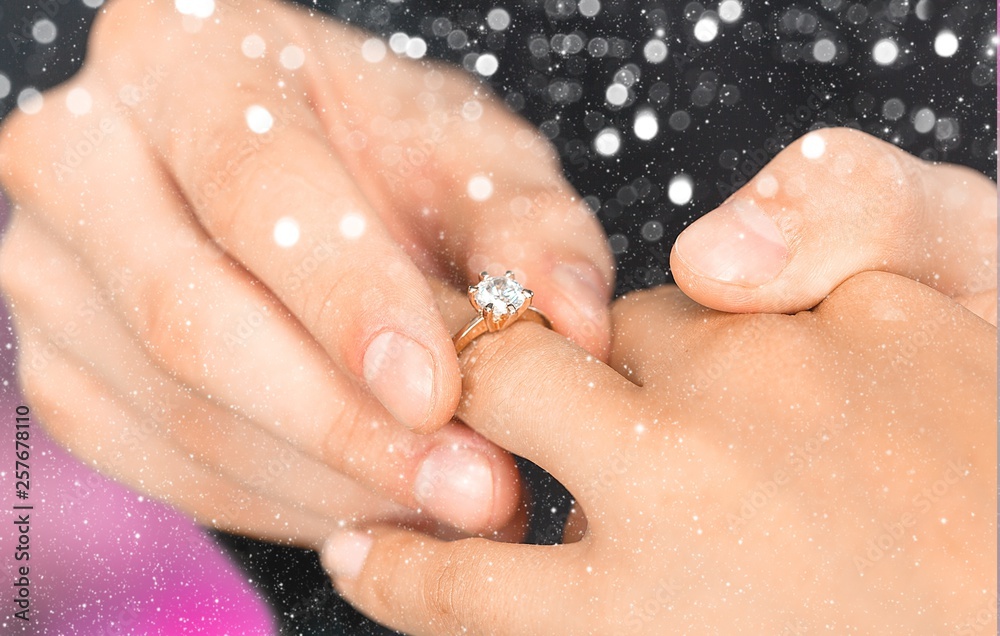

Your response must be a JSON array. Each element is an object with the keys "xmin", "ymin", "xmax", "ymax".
[{"xmin": 0, "ymin": 0, "xmax": 613, "ymax": 544}]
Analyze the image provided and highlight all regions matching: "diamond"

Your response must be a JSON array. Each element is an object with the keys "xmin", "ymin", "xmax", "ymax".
[{"xmin": 473, "ymin": 275, "xmax": 527, "ymax": 321}]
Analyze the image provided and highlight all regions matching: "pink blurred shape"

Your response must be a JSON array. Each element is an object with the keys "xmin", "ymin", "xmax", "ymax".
[{"xmin": 0, "ymin": 194, "xmax": 276, "ymax": 634}]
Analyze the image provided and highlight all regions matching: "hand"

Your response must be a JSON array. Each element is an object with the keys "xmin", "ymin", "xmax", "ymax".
[
  {"xmin": 0, "ymin": 0, "xmax": 613, "ymax": 544},
  {"xmin": 671, "ymin": 127, "xmax": 997, "ymax": 324},
  {"xmin": 320, "ymin": 272, "xmax": 996, "ymax": 634}
]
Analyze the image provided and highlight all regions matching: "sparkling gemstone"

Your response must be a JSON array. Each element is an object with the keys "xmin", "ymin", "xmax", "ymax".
[{"xmin": 474, "ymin": 275, "xmax": 526, "ymax": 320}]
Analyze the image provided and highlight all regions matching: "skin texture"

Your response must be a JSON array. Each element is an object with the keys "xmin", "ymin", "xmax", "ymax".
[
  {"xmin": 0, "ymin": 0, "xmax": 994, "ymax": 627},
  {"xmin": 671, "ymin": 127, "xmax": 997, "ymax": 323},
  {"xmin": 320, "ymin": 131, "xmax": 997, "ymax": 633},
  {"xmin": 0, "ymin": 0, "xmax": 615, "ymax": 545},
  {"xmin": 324, "ymin": 272, "xmax": 997, "ymax": 635}
]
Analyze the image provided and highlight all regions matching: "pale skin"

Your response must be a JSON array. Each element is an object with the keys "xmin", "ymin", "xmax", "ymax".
[
  {"xmin": 0, "ymin": 0, "xmax": 995, "ymax": 630},
  {"xmin": 0, "ymin": 0, "xmax": 618, "ymax": 543}
]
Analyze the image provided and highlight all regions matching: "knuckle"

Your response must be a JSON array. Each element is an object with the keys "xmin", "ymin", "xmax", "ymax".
[
  {"xmin": 434, "ymin": 78, "xmax": 560, "ymax": 172},
  {"xmin": 813, "ymin": 125, "xmax": 870, "ymax": 149},
  {"xmin": 319, "ymin": 398, "xmax": 368, "ymax": 469},
  {"xmin": 826, "ymin": 269, "xmax": 900, "ymax": 302},
  {"xmin": 776, "ymin": 127, "xmax": 923, "ymax": 241},
  {"xmin": 87, "ymin": 1, "xmax": 137, "ymax": 60},
  {"xmin": 133, "ymin": 275, "xmax": 203, "ymax": 371},
  {"xmin": 612, "ymin": 287, "xmax": 664, "ymax": 319},
  {"xmin": 0, "ymin": 74, "xmax": 111, "ymax": 194},
  {"xmin": 691, "ymin": 312, "xmax": 821, "ymax": 390},
  {"xmin": 187, "ymin": 122, "xmax": 308, "ymax": 239},
  {"xmin": 298, "ymin": 259, "xmax": 359, "ymax": 339},
  {"xmin": 434, "ymin": 63, "xmax": 486, "ymax": 101},
  {"xmin": 422, "ymin": 539, "xmax": 492, "ymax": 626},
  {"xmin": 87, "ymin": 0, "xmax": 163, "ymax": 63},
  {"xmin": 295, "ymin": 241, "xmax": 408, "ymax": 348},
  {"xmin": 821, "ymin": 128, "xmax": 919, "ymax": 205},
  {"xmin": 0, "ymin": 110, "xmax": 35, "ymax": 183},
  {"xmin": 183, "ymin": 119, "xmax": 266, "ymax": 228}
]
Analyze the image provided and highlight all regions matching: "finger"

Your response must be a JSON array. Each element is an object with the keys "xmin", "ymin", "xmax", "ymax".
[
  {"xmin": 608, "ymin": 284, "xmax": 719, "ymax": 385},
  {"xmin": 14, "ymin": 291, "xmax": 520, "ymax": 544},
  {"xmin": 671, "ymin": 128, "xmax": 997, "ymax": 321},
  {"xmin": 87, "ymin": 1, "xmax": 461, "ymax": 433},
  {"xmin": 321, "ymin": 527, "xmax": 583, "ymax": 636},
  {"xmin": 15, "ymin": 329, "xmax": 332, "ymax": 547},
  {"xmin": 815, "ymin": 270, "xmax": 997, "ymax": 400},
  {"xmin": 168, "ymin": 104, "xmax": 462, "ymax": 434},
  {"xmin": 815, "ymin": 271, "xmax": 997, "ymax": 464},
  {"xmin": 455, "ymin": 317, "xmax": 640, "ymax": 495},
  {"xmin": 304, "ymin": 39, "xmax": 615, "ymax": 356},
  {"xmin": 608, "ymin": 283, "xmax": 808, "ymax": 417},
  {"xmin": 10, "ymin": 274, "xmax": 414, "ymax": 532},
  {"xmin": 0, "ymin": 215, "xmax": 417, "ymax": 528},
  {"xmin": 0, "ymin": 84, "xmax": 521, "ymax": 534}
]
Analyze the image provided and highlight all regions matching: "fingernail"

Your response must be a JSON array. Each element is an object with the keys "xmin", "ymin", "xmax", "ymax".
[
  {"xmin": 674, "ymin": 199, "xmax": 789, "ymax": 286},
  {"xmin": 551, "ymin": 262, "xmax": 608, "ymax": 324},
  {"xmin": 363, "ymin": 332, "xmax": 434, "ymax": 430},
  {"xmin": 322, "ymin": 531, "xmax": 372, "ymax": 581},
  {"xmin": 414, "ymin": 445, "xmax": 495, "ymax": 531}
]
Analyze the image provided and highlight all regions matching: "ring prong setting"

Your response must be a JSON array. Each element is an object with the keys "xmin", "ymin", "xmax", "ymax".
[{"xmin": 453, "ymin": 270, "xmax": 553, "ymax": 353}]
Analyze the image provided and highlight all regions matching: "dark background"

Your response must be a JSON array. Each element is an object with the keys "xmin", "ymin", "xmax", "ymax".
[
  {"xmin": 0, "ymin": 1, "xmax": 995, "ymax": 634},
  {"xmin": 1, "ymin": 0, "xmax": 996, "ymax": 298}
]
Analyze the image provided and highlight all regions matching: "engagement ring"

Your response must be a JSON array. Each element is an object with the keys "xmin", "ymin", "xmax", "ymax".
[{"xmin": 453, "ymin": 271, "xmax": 552, "ymax": 354}]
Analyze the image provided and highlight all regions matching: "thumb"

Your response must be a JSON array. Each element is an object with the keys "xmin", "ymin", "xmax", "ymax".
[
  {"xmin": 321, "ymin": 528, "xmax": 575, "ymax": 636},
  {"xmin": 670, "ymin": 128, "xmax": 997, "ymax": 320}
]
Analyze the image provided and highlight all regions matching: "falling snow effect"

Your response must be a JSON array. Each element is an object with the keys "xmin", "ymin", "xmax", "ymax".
[
  {"xmin": 0, "ymin": 0, "xmax": 994, "ymax": 633},
  {"xmin": 245, "ymin": 104, "xmax": 275, "ymax": 134},
  {"xmin": 273, "ymin": 216, "xmax": 301, "ymax": 248}
]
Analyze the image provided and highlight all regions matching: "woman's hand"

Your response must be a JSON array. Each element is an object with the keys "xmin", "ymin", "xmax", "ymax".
[
  {"xmin": 0, "ymin": 0, "xmax": 613, "ymax": 544},
  {"xmin": 321, "ymin": 272, "xmax": 996, "ymax": 634},
  {"xmin": 671, "ymin": 127, "xmax": 997, "ymax": 325}
]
